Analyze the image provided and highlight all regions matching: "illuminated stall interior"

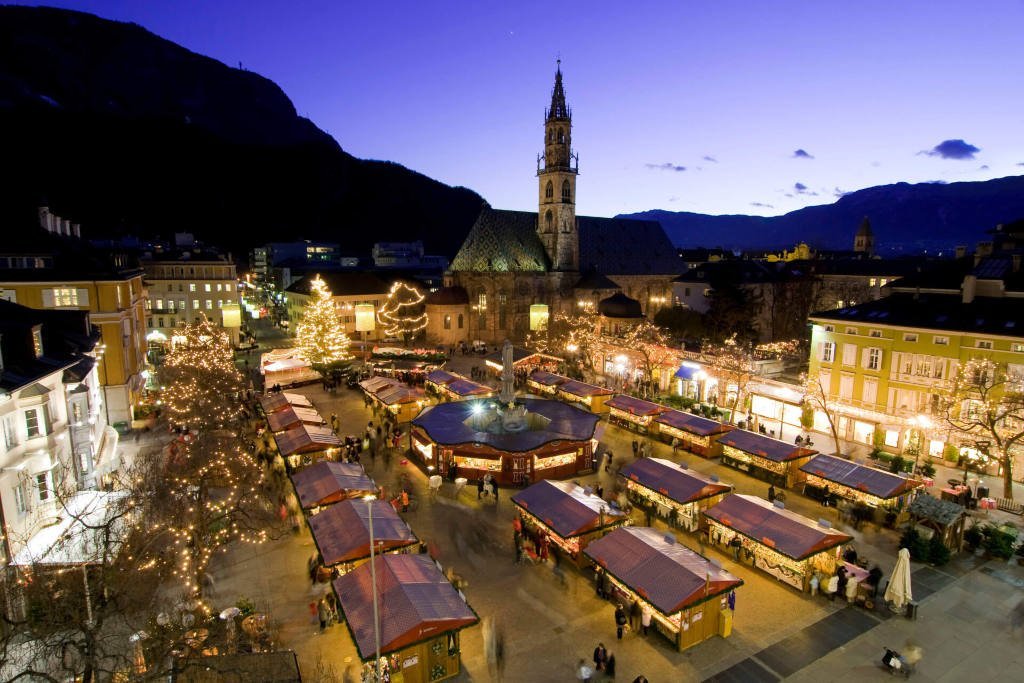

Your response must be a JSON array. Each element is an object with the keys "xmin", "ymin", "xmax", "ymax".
[
  {"xmin": 332, "ymin": 555, "xmax": 478, "ymax": 683},
  {"xmin": 290, "ymin": 461, "xmax": 379, "ymax": 512},
  {"xmin": 274, "ymin": 424, "xmax": 343, "ymax": 471},
  {"xmin": 584, "ymin": 527, "xmax": 742, "ymax": 651},
  {"xmin": 703, "ymin": 494, "xmax": 852, "ymax": 592},
  {"xmin": 620, "ymin": 458, "xmax": 732, "ymax": 532},
  {"xmin": 556, "ymin": 379, "xmax": 615, "ymax": 414},
  {"xmin": 309, "ymin": 499, "xmax": 417, "ymax": 571},
  {"xmin": 606, "ymin": 395, "xmax": 665, "ymax": 434},
  {"xmin": 484, "ymin": 346, "xmax": 563, "ymax": 375},
  {"xmin": 799, "ymin": 454, "xmax": 922, "ymax": 521},
  {"xmin": 511, "ymin": 480, "xmax": 629, "ymax": 566},
  {"xmin": 424, "ymin": 369, "xmax": 495, "ymax": 402},
  {"xmin": 653, "ymin": 410, "xmax": 734, "ymax": 458},
  {"xmin": 526, "ymin": 370, "xmax": 569, "ymax": 396},
  {"xmin": 717, "ymin": 430, "xmax": 817, "ymax": 488}
]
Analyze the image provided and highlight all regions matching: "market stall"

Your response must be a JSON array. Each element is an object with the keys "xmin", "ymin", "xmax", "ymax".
[
  {"xmin": 556, "ymin": 380, "xmax": 615, "ymax": 414},
  {"xmin": 424, "ymin": 369, "xmax": 461, "ymax": 395},
  {"xmin": 606, "ymin": 395, "xmax": 666, "ymax": 434},
  {"xmin": 620, "ymin": 458, "xmax": 732, "ymax": 532},
  {"xmin": 258, "ymin": 391, "xmax": 313, "ymax": 415},
  {"xmin": 360, "ymin": 377, "xmax": 426, "ymax": 423},
  {"xmin": 290, "ymin": 461, "xmax": 379, "ymax": 512},
  {"xmin": 260, "ymin": 348, "xmax": 320, "ymax": 388},
  {"xmin": 526, "ymin": 370, "xmax": 569, "ymax": 396},
  {"xmin": 309, "ymin": 499, "xmax": 417, "ymax": 571},
  {"xmin": 484, "ymin": 346, "xmax": 563, "ymax": 375},
  {"xmin": 439, "ymin": 377, "xmax": 495, "ymax": 402},
  {"xmin": 717, "ymin": 430, "xmax": 817, "ymax": 488},
  {"xmin": 267, "ymin": 405, "xmax": 326, "ymax": 432},
  {"xmin": 799, "ymin": 454, "xmax": 921, "ymax": 523},
  {"xmin": 908, "ymin": 494, "xmax": 967, "ymax": 552},
  {"xmin": 332, "ymin": 554, "xmax": 478, "ymax": 683},
  {"xmin": 653, "ymin": 410, "xmax": 734, "ymax": 458},
  {"xmin": 511, "ymin": 480, "xmax": 629, "ymax": 566},
  {"xmin": 584, "ymin": 526, "xmax": 742, "ymax": 651},
  {"xmin": 702, "ymin": 494, "xmax": 852, "ymax": 592},
  {"xmin": 274, "ymin": 424, "xmax": 343, "ymax": 471}
]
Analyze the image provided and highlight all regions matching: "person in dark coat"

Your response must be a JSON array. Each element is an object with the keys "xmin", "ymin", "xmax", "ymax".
[
  {"xmin": 605, "ymin": 653, "xmax": 616, "ymax": 678},
  {"xmin": 629, "ymin": 599, "xmax": 641, "ymax": 629},
  {"xmin": 477, "ymin": 477, "xmax": 485, "ymax": 499},
  {"xmin": 592, "ymin": 643, "xmax": 608, "ymax": 671},
  {"xmin": 614, "ymin": 605, "xmax": 627, "ymax": 640},
  {"xmin": 768, "ymin": 485, "xmax": 777, "ymax": 503}
]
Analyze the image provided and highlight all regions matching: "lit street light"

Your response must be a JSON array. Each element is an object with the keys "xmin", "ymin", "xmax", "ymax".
[{"xmin": 363, "ymin": 495, "xmax": 382, "ymax": 682}]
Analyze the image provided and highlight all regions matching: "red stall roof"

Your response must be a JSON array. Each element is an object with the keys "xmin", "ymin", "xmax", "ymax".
[
  {"xmin": 620, "ymin": 458, "xmax": 732, "ymax": 505},
  {"xmin": 800, "ymin": 455, "xmax": 922, "ymax": 500},
  {"xmin": 309, "ymin": 499, "xmax": 416, "ymax": 566},
  {"xmin": 359, "ymin": 376, "xmax": 399, "ymax": 394},
  {"xmin": 267, "ymin": 405, "xmax": 325, "ymax": 432},
  {"xmin": 259, "ymin": 391, "xmax": 313, "ymax": 414},
  {"xmin": 528, "ymin": 370, "xmax": 570, "ymax": 387},
  {"xmin": 703, "ymin": 494, "xmax": 851, "ymax": 560},
  {"xmin": 558, "ymin": 380, "xmax": 614, "ymax": 398},
  {"xmin": 511, "ymin": 480, "xmax": 628, "ymax": 539},
  {"xmin": 290, "ymin": 461, "xmax": 378, "ymax": 509},
  {"xmin": 654, "ymin": 410, "xmax": 734, "ymax": 437},
  {"xmin": 717, "ymin": 430, "xmax": 817, "ymax": 462},
  {"xmin": 606, "ymin": 395, "xmax": 665, "ymax": 417},
  {"xmin": 274, "ymin": 424, "xmax": 342, "ymax": 457},
  {"xmin": 584, "ymin": 527, "xmax": 743, "ymax": 614},
  {"xmin": 376, "ymin": 384, "xmax": 424, "ymax": 406},
  {"xmin": 333, "ymin": 554, "xmax": 478, "ymax": 660}
]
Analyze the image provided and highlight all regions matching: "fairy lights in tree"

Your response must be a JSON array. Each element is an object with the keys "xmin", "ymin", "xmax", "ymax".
[
  {"xmin": 377, "ymin": 280, "xmax": 427, "ymax": 343},
  {"xmin": 294, "ymin": 274, "xmax": 353, "ymax": 373}
]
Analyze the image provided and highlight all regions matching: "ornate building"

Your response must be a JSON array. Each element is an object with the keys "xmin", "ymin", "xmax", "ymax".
[{"xmin": 433, "ymin": 64, "xmax": 682, "ymax": 344}]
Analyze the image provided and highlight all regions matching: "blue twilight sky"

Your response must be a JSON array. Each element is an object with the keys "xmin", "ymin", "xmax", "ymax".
[{"xmin": 18, "ymin": 1, "xmax": 1024, "ymax": 218}]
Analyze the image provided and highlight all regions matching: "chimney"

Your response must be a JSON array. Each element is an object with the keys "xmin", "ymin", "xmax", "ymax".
[
  {"xmin": 962, "ymin": 274, "xmax": 977, "ymax": 304},
  {"xmin": 955, "ymin": 245, "xmax": 967, "ymax": 260},
  {"xmin": 975, "ymin": 242, "xmax": 994, "ymax": 265},
  {"xmin": 38, "ymin": 206, "xmax": 51, "ymax": 233}
]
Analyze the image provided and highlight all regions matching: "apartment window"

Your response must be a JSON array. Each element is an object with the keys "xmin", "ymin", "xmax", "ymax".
[
  {"xmin": 156, "ymin": 298, "xmax": 164, "ymax": 310},
  {"xmin": 820, "ymin": 341, "xmax": 835, "ymax": 363},
  {"xmin": 53, "ymin": 287, "xmax": 79, "ymax": 306},
  {"xmin": 903, "ymin": 333, "xmax": 918, "ymax": 342},
  {"xmin": 869, "ymin": 329, "xmax": 882, "ymax": 338},
  {"xmin": 216, "ymin": 283, "xmax": 222, "ymax": 292},
  {"xmin": 934, "ymin": 336, "xmax": 949, "ymax": 346},
  {"xmin": 204, "ymin": 283, "xmax": 211, "ymax": 292},
  {"xmin": 205, "ymin": 300, "xmax": 213, "ymax": 310},
  {"xmin": 869, "ymin": 278, "xmax": 877, "ymax": 287},
  {"xmin": 13, "ymin": 484, "xmax": 27, "ymax": 514},
  {"xmin": 879, "ymin": 278, "xmax": 888, "ymax": 287},
  {"xmin": 836, "ymin": 300, "xmax": 845, "ymax": 309},
  {"xmin": 32, "ymin": 329, "xmax": 43, "ymax": 358},
  {"xmin": 457, "ymin": 314, "xmax": 464, "ymax": 329},
  {"xmin": 36, "ymin": 472, "xmax": 51, "ymax": 502},
  {"xmin": 684, "ymin": 287, "xmax": 691, "ymax": 297},
  {"xmin": 976, "ymin": 340, "xmax": 993, "ymax": 350},
  {"xmin": 443, "ymin": 315, "xmax": 451, "ymax": 330},
  {"xmin": 839, "ymin": 374, "xmax": 854, "ymax": 400},
  {"xmin": 157, "ymin": 317, "xmax": 164, "ymax": 328},
  {"xmin": 864, "ymin": 347, "xmax": 881, "ymax": 371},
  {"xmin": 1013, "ymin": 343, "xmax": 1024, "ymax": 353},
  {"xmin": 862, "ymin": 378, "xmax": 878, "ymax": 405},
  {"xmin": 25, "ymin": 408, "xmax": 41, "ymax": 438},
  {"xmin": 179, "ymin": 299, "xmax": 186, "ymax": 310},
  {"xmin": 818, "ymin": 370, "xmax": 832, "ymax": 393},
  {"xmin": 842, "ymin": 343, "xmax": 857, "ymax": 366},
  {"xmin": 189, "ymin": 283, "xmax": 197, "ymax": 292},
  {"xmin": 192, "ymin": 299, "xmax": 199, "ymax": 310},
  {"xmin": 823, "ymin": 325, "xmax": 835, "ymax": 332},
  {"xmin": 3, "ymin": 414, "xmax": 17, "ymax": 449},
  {"xmin": 845, "ymin": 327, "xmax": 858, "ymax": 335}
]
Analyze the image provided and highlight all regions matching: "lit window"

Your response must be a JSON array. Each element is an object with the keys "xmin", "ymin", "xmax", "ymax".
[
  {"xmin": 836, "ymin": 300, "xmax": 845, "ymax": 309},
  {"xmin": 189, "ymin": 283, "xmax": 196, "ymax": 292},
  {"xmin": 443, "ymin": 315, "xmax": 451, "ymax": 330},
  {"xmin": 205, "ymin": 300, "xmax": 213, "ymax": 310},
  {"xmin": 866, "ymin": 347, "xmax": 881, "ymax": 371},
  {"xmin": 204, "ymin": 283, "xmax": 211, "ymax": 292},
  {"xmin": 156, "ymin": 299, "xmax": 164, "ymax": 310},
  {"xmin": 934, "ymin": 336, "xmax": 949, "ymax": 346},
  {"xmin": 1013, "ymin": 343, "xmax": 1024, "ymax": 353},
  {"xmin": 976, "ymin": 340, "xmax": 993, "ymax": 350},
  {"xmin": 52, "ymin": 287, "xmax": 79, "ymax": 307},
  {"xmin": 903, "ymin": 333, "xmax": 918, "ymax": 342},
  {"xmin": 192, "ymin": 299, "xmax": 200, "ymax": 310},
  {"xmin": 869, "ymin": 278, "xmax": 877, "ymax": 287},
  {"xmin": 216, "ymin": 283, "xmax": 222, "ymax": 292},
  {"xmin": 879, "ymin": 278, "xmax": 888, "ymax": 287},
  {"xmin": 32, "ymin": 329, "xmax": 43, "ymax": 358}
]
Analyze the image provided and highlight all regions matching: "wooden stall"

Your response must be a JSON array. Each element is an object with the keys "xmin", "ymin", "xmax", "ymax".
[
  {"xmin": 440, "ymin": 378, "xmax": 495, "ymax": 402},
  {"xmin": 556, "ymin": 380, "xmax": 615, "ymax": 414},
  {"xmin": 258, "ymin": 392, "xmax": 313, "ymax": 415},
  {"xmin": 360, "ymin": 377, "xmax": 426, "ymax": 423},
  {"xmin": 309, "ymin": 499, "xmax": 417, "ymax": 572},
  {"xmin": 290, "ymin": 461, "xmax": 378, "ymax": 512},
  {"xmin": 620, "ymin": 458, "xmax": 732, "ymax": 532},
  {"xmin": 484, "ymin": 346, "xmax": 563, "ymax": 375},
  {"xmin": 584, "ymin": 527, "xmax": 742, "ymax": 651},
  {"xmin": 526, "ymin": 370, "xmax": 569, "ymax": 396},
  {"xmin": 511, "ymin": 480, "xmax": 629, "ymax": 567},
  {"xmin": 267, "ymin": 405, "xmax": 326, "ymax": 433},
  {"xmin": 274, "ymin": 424, "xmax": 343, "ymax": 471},
  {"xmin": 908, "ymin": 494, "xmax": 967, "ymax": 552},
  {"xmin": 606, "ymin": 395, "xmax": 666, "ymax": 434},
  {"xmin": 260, "ymin": 348, "xmax": 319, "ymax": 388},
  {"xmin": 703, "ymin": 494, "xmax": 852, "ymax": 592},
  {"xmin": 332, "ymin": 555, "xmax": 478, "ymax": 683},
  {"xmin": 424, "ymin": 369, "xmax": 460, "ymax": 396},
  {"xmin": 653, "ymin": 410, "xmax": 734, "ymax": 458},
  {"xmin": 717, "ymin": 430, "xmax": 817, "ymax": 488},
  {"xmin": 799, "ymin": 454, "xmax": 922, "ymax": 523}
]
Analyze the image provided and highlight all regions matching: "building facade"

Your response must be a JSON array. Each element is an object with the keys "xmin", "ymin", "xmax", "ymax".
[{"xmin": 284, "ymin": 272, "xmax": 401, "ymax": 343}]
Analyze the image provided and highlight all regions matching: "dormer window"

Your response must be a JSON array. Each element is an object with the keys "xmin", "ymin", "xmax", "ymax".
[{"xmin": 32, "ymin": 327, "xmax": 43, "ymax": 358}]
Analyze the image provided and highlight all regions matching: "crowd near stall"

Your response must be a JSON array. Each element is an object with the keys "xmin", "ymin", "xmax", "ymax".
[{"xmin": 359, "ymin": 376, "xmax": 425, "ymax": 423}]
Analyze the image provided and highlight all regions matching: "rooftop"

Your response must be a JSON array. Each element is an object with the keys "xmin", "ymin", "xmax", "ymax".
[
  {"xmin": 717, "ymin": 430, "xmax": 817, "ymax": 462},
  {"xmin": 511, "ymin": 480, "xmax": 628, "ymax": 538},
  {"xmin": 810, "ymin": 292, "xmax": 1024, "ymax": 337},
  {"xmin": 800, "ymin": 455, "xmax": 921, "ymax": 500},
  {"xmin": 309, "ymin": 499, "xmax": 416, "ymax": 566},
  {"xmin": 289, "ymin": 461, "xmax": 378, "ymax": 509},
  {"xmin": 621, "ymin": 458, "xmax": 732, "ymax": 505}
]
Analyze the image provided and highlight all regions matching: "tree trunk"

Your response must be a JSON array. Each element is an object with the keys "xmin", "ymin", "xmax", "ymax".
[{"xmin": 1003, "ymin": 458, "xmax": 1014, "ymax": 500}]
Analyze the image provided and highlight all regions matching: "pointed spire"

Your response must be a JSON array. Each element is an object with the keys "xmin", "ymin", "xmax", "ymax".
[{"xmin": 547, "ymin": 60, "xmax": 569, "ymax": 121}]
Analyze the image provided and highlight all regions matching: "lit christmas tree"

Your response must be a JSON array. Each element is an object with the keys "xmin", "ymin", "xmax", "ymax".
[
  {"xmin": 377, "ymin": 280, "xmax": 427, "ymax": 344},
  {"xmin": 294, "ymin": 274, "xmax": 353, "ymax": 373},
  {"xmin": 161, "ymin": 315, "xmax": 245, "ymax": 432}
]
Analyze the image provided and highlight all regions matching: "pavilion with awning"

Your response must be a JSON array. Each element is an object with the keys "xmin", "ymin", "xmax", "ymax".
[
  {"xmin": 703, "ymin": 494, "xmax": 852, "ymax": 592},
  {"xmin": 620, "ymin": 458, "xmax": 732, "ymax": 532},
  {"xmin": 274, "ymin": 424, "xmax": 343, "ymax": 471},
  {"xmin": 653, "ymin": 410, "xmax": 734, "ymax": 458},
  {"xmin": 309, "ymin": 499, "xmax": 417, "ymax": 570},
  {"xmin": 526, "ymin": 370, "xmax": 569, "ymax": 395},
  {"xmin": 511, "ymin": 480, "xmax": 629, "ymax": 566},
  {"xmin": 799, "ymin": 454, "xmax": 922, "ymax": 522},
  {"xmin": 717, "ymin": 430, "xmax": 817, "ymax": 487},
  {"xmin": 606, "ymin": 395, "xmax": 666, "ymax": 434},
  {"xmin": 290, "ymin": 461, "xmax": 378, "ymax": 511},
  {"xmin": 584, "ymin": 526, "xmax": 742, "ymax": 651},
  {"xmin": 556, "ymin": 379, "xmax": 615, "ymax": 414},
  {"xmin": 332, "ymin": 554, "xmax": 478, "ymax": 683}
]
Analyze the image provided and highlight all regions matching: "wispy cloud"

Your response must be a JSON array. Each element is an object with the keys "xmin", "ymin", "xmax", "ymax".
[
  {"xmin": 749, "ymin": 202, "xmax": 774, "ymax": 208},
  {"xmin": 792, "ymin": 149, "xmax": 814, "ymax": 159},
  {"xmin": 833, "ymin": 187, "xmax": 848, "ymax": 198},
  {"xmin": 645, "ymin": 162, "xmax": 686, "ymax": 172},
  {"xmin": 702, "ymin": 155, "xmax": 718, "ymax": 163},
  {"xmin": 979, "ymin": 164, "xmax": 990, "ymax": 171},
  {"xmin": 921, "ymin": 139, "xmax": 981, "ymax": 160},
  {"xmin": 793, "ymin": 182, "xmax": 819, "ymax": 196},
  {"xmin": 668, "ymin": 196, "xmax": 680, "ymax": 203}
]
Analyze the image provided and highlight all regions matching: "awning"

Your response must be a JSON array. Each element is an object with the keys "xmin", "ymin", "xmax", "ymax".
[{"xmin": 674, "ymin": 362, "xmax": 704, "ymax": 380}]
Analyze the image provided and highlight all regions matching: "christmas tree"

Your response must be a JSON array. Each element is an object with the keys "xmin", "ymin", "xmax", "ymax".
[
  {"xmin": 377, "ymin": 281, "xmax": 427, "ymax": 343},
  {"xmin": 294, "ymin": 274, "xmax": 353, "ymax": 373}
]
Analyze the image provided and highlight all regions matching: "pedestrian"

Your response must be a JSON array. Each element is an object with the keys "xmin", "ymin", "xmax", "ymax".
[
  {"xmin": 604, "ymin": 451, "xmax": 613, "ymax": 473},
  {"xmin": 595, "ymin": 567, "xmax": 605, "ymax": 598},
  {"xmin": 576, "ymin": 659, "xmax": 593, "ymax": 682},
  {"xmin": 640, "ymin": 604, "xmax": 652, "ymax": 636},
  {"xmin": 730, "ymin": 535, "xmax": 742, "ymax": 561},
  {"xmin": 614, "ymin": 604, "xmax": 627, "ymax": 640},
  {"xmin": 631, "ymin": 440, "xmax": 638, "ymax": 457},
  {"xmin": 768, "ymin": 484, "xmax": 776, "ymax": 503},
  {"xmin": 629, "ymin": 598, "xmax": 641, "ymax": 630},
  {"xmin": 1011, "ymin": 598, "xmax": 1024, "ymax": 632},
  {"xmin": 308, "ymin": 600, "xmax": 319, "ymax": 626},
  {"xmin": 514, "ymin": 531, "xmax": 523, "ymax": 563},
  {"xmin": 595, "ymin": 483, "xmax": 604, "ymax": 499},
  {"xmin": 308, "ymin": 554, "xmax": 319, "ymax": 587},
  {"xmin": 317, "ymin": 597, "xmax": 330, "ymax": 632},
  {"xmin": 477, "ymin": 477, "xmax": 484, "ymax": 499},
  {"xmin": 325, "ymin": 591, "xmax": 338, "ymax": 623},
  {"xmin": 592, "ymin": 643, "xmax": 608, "ymax": 672},
  {"xmin": 605, "ymin": 653, "xmax": 616, "ymax": 678},
  {"xmin": 492, "ymin": 477, "xmax": 500, "ymax": 503}
]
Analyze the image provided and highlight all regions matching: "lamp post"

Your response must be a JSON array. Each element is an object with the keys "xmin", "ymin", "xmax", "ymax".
[
  {"xmin": 363, "ymin": 495, "xmax": 382, "ymax": 682},
  {"xmin": 912, "ymin": 414, "xmax": 932, "ymax": 475}
]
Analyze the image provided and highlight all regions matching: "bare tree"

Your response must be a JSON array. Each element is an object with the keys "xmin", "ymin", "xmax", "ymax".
[
  {"xmin": 619, "ymin": 320, "xmax": 674, "ymax": 397},
  {"xmin": 526, "ymin": 313, "xmax": 599, "ymax": 378},
  {"xmin": 801, "ymin": 372, "xmax": 844, "ymax": 457},
  {"xmin": 700, "ymin": 335, "xmax": 755, "ymax": 422}
]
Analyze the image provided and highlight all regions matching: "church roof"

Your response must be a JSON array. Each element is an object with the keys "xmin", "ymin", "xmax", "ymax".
[
  {"xmin": 449, "ymin": 207, "xmax": 682, "ymax": 276},
  {"xmin": 598, "ymin": 292, "xmax": 644, "ymax": 318},
  {"xmin": 574, "ymin": 269, "xmax": 620, "ymax": 291}
]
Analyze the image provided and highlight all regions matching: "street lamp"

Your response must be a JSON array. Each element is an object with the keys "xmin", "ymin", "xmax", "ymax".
[
  {"xmin": 363, "ymin": 495, "xmax": 382, "ymax": 682},
  {"xmin": 912, "ymin": 414, "xmax": 933, "ymax": 475}
]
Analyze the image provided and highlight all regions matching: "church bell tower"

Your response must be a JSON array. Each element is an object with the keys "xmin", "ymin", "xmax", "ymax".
[{"xmin": 537, "ymin": 61, "xmax": 579, "ymax": 271}]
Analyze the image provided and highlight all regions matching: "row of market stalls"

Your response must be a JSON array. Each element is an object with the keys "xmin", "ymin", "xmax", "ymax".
[
  {"xmin": 261, "ymin": 392, "xmax": 344, "ymax": 471},
  {"xmin": 424, "ymin": 369, "xmax": 495, "ymax": 402},
  {"xmin": 359, "ymin": 375, "xmax": 426, "ymax": 423}
]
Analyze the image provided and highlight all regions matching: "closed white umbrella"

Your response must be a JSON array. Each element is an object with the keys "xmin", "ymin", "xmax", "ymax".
[{"xmin": 884, "ymin": 547, "xmax": 913, "ymax": 611}]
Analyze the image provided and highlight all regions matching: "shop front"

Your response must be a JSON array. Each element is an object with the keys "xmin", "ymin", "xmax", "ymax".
[
  {"xmin": 747, "ymin": 381, "xmax": 805, "ymax": 438},
  {"xmin": 606, "ymin": 395, "xmax": 665, "ymax": 434},
  {"xmin": 653, "ymin": 410, "xmax": 734, "ymax": 458},
  {"xmin": 718, "ymin": 430, "xmax": 817, "ymax": 488},
  {"xmin": 556, "ymin": 380, "xmax": 615, "ymax": 414},
  {"xmin": 799, "ymin": 454, "xmax": 922, "ymax": 524},
  {"xmin": 584, "ymin": 526, "xmax": 742, "ymax": 651},
  {"xmin": 620, "ymin": 458, "xmax": 732, "ymax": 532},
  {"xmin": 703, "ymin": 494, "xmax": 851, "ymax": 592},
  {"xmin": 512, "ymin": 480, "xmax": 630, "ymax": 567},
  {"xmin": 290, "ymin": 461, "xmax": 379, "ymax": 512},
  {"xmin": 673, "ymin": 361, "xmax": 712, "ymax": 402},
  {"xmin": 309, "ymin": 499, "xmax": 417, "ymax": 572}
]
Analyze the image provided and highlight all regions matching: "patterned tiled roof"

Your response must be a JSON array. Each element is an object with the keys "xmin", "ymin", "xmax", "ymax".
[{"xmin": 449, "ymin": 208, "xmax": 549, "ymax": 272}]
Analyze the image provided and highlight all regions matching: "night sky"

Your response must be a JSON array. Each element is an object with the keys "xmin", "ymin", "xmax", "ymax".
[{"xmin": 17, "ymin": 1, "xmax": 1024, "ymax": 218}]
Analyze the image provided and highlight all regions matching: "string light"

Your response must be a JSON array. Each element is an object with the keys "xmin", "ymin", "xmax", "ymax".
[
  {"xmin": 294, "ymin": 275, "xmax": 353, "ymax": 369},
  {"xmin": 376, "ymin": 281, "xmax": 427, "ymax": 340}
]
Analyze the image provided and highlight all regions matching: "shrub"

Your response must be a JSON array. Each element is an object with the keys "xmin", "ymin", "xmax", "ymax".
[
  {"xmin": 928, "ymin": 533, "xmax": 951, "ymax": 566},
  {"xmin": 943, "ymin": 444, "xmax": 959, "ymax": 463},
  {"xmin": 236, "ymin": 597, "xmax": 256, "ymax": 616},
  {"xmin": 963, "ymin": 524, "xmax": 983, "ymax": 550},
  {"xmin": 919, "ymin": 461, "xmax": 936, "ymax": 478},
  {"xmin": 868, "ymin": 448, "xmax": 882, "ymax": 461},
  {"xmin": 889, "ymin": 455, "xmax": 907, "ymax": 474},
  {"xmin": 981, "ymin": 525, "xmax": 1016, "ymax": 560},
  {"xmin": 900, "ymin": 527, "xmax": 930, "ymax": 562}
]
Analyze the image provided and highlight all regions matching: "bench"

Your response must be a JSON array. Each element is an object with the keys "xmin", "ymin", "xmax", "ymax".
[{"xmin": 995, "ymin": 498, "xmax": 1024, "ymax": 515}]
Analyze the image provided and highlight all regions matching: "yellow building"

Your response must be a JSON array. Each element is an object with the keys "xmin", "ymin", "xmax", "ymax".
[
  {"xmin": 0, "ymin": 208, "xmax": 149, "ymax": 424},
  {"xmin": 808, "ymin": 280, "xmax": 1024, "ymax": 479}
]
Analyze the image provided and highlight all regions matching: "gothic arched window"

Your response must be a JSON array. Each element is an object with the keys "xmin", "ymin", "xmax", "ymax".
[
  {"xmin": 544, "ymin": 210, "xmax": 553, "ymax": 233},
  {"xmin": 545, "ymin": 181, "xmax": 553, "ymax": 199},
  {"xmin": 561, "ymin": 179, "xmax": 571, "ymax": 202},
  {"xmin": 557, "ymin": 128, "xmax": 565, "ymax": 144},
  {"xmin": 548, "ymin": 129, "xmax": 554, "ymax": 143}
]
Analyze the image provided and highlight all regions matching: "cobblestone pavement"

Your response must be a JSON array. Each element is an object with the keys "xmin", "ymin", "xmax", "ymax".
[{"xmin": 206, "ymin": 345, "xmax": 1023, "ymax": 681}]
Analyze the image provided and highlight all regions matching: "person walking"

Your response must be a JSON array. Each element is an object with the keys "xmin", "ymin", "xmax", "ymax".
[
  {"xmin": 477, "ymin": 477, "xmax": 485, "ymax": 499},
  {"xmin": 631, "ymin": 440, "xmax": 639, "ymax": 457},
  {"xmin": 605, "ymin": 653, "xmax": 616, "ymax": 678},
  {"xmin": 592, "ymin": 643, "xmax": 608, "ymax": 672},
  {"xmin": 491, "ymin": 477, "xmax": 500, "ymax": 503},
  {"xmin": 640, "ymin": 604, "xmax": 652, "ymax": 636},
  {"xmin": 614, "ymin": 604, "xmax": 627, "ymax": 640},
  {"xmin": 629, "ymin": 598, "xmax": 641, "ymax": 630},
  {"xmin": 768, "ymin": 485, "xmax": 776, "ymax": 503},
  {"xmin": 576, "ymin": 659, "xmax": 594, "ymax": 682},
  {"xmin": 317, "ymin": 597, "xmax": 331, "ymax": 632},
  {"xmin": 604, "ymin": 451, "xmax": 613, "ymax": 472}
]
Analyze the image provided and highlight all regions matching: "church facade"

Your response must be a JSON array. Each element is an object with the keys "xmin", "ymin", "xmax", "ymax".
[{"xmin": 428, "ymin": 65, "xmax": 682, "ymax": 345}]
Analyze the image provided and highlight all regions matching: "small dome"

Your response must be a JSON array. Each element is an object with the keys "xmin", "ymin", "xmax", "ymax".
[
  {"xmin": 598, "ymin": 292, "xmax": 643, "ymax": 318},
  {"xmin": 426, "ymin": 286, "xmax": 469, "ymax": 306}
]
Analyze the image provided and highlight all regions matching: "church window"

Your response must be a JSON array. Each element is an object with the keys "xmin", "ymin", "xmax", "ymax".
[
  {"xmin": 497, "ymin": 293, "xmax": 508, "ymax": 330},
  {"xmin": 557, "ymin": 128, "xmax": 565, "ymax": 144},
  {"xmin": 545, "ymin": 181, "xmax": 553, "ymax": 199},
  {"xmin": 561, "ymin": 180, "xmax": 571, "ymax": 202},
  {"xmin": 548, "ymin": 129, "xmax": 554, "ymax": 143},
  {"xmin": 544, "ymin": 210, "xmax": 553, "ymax": 233},
  {"xmin": 457, "ymin": 314, "xmax": 464, "ymax": 329}
]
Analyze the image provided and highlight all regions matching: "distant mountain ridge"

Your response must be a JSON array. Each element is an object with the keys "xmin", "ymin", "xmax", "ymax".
[
  {"xmin": 0, "ymin": 6, "xmax": 484, "ymax": 259},
  {"xmin": 620, "ymin": 175, "xmax": 1024, "ymax": 253}
]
